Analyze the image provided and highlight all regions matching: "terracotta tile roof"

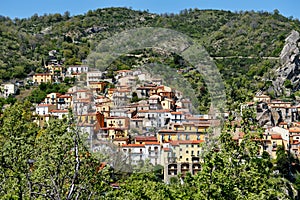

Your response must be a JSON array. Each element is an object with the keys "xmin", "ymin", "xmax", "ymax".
[
  {"xmin": 171, "ymin": 111, "xmax": 183, "ymax": 115},
  {"xmin": 59, "ymin": 95, "xmax": 71, "ymax": 99},
  {"xmin": 182, "ymin": 122, "xmax": 195, "ymax": 125},
  {"xmin": 113, "ymin": 137, "xmax": 129, "ymax": 141},
  {"xmin": 37, "ymin": 104, "xmax": 54, "ymax": 107},
  {"xmin": 173, "ymin": 123, "xmax": 183, "ymax": 126},
  {"xmin": 163, "ymin": 147, "xmax": 171, "ymax": 151},
  {"xmin": 289, "ymin": 127, "xmax": 300, "ymax": 133},
  {"xmin": 135, "ymin": 136, "xmax": 157, "ymax": 142},
  {"xmin": 50, "ymin": 110, "xmax": 69, "ymax": 113},
  {"xmin": 138, "ymin": 109, "xmax": 170, "ymax": 113},
  {"xmin": 169, "ymin": 141, "xmax": 180, "ymax": 146},
  {"xmin": 122, "ymin": 144, "xmax": 145, "ymax": 147},
  {"xmin": 194, "ymin": 123, "xmax": 211, "ymax": 127},
  {"xmin": 271, "ymin": 134, "xmax": 282, "ymax": 140},
  {"xmin": 130, "ymin": 117, "xmax": 144, "ymax": 121},
  {"xmin": 34, "ymin": 73, "xmax": 51, "ymax": 76},
  {"xmin": 144, "ymin": 142, "xmax": 160, "ymax": 145},
  {"xmin": 78, "ymin": 113, "xmax": 97, "ymax": 116},
  {"xmin": 100, "ymin": 127, "xmax": 128, "ymax": 130}
]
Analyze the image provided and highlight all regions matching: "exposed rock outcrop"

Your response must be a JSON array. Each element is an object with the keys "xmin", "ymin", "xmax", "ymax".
[
  {"xmin": 273, "ymin": 30, "xmax": 300, "ymax": 95},
  {"xmin": 256, "ymin": 106, "xmax": 282, "ymax": 127}
]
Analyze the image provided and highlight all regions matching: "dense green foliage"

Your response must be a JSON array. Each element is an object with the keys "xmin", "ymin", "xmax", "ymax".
[
  {"xmin": 1, "ymin": 8, "xmax": 300, "ymax": 110},
  {"xmin": 0, "ymin": 102, "xmax": 112, "ymax": 199},
  {"xmin": 26, "ymin": 82, "xmax": 70, "ymax": 103}
]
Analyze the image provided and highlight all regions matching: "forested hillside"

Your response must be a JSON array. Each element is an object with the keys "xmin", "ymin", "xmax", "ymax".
[{"xmin": 1, "ymin": 7, "xmax": 300, "ymax": 109}]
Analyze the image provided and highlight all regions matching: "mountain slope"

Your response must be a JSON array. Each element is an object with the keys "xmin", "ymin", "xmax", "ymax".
[{"xmin": 1, "ymin": 8, "xmax": 300, "ymax": 109}]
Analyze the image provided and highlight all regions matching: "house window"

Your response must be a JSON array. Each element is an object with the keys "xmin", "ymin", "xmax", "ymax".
[
  {"xmin": 180, "ymin": 148, "xmax": 182, "ymax": 151},
  {"xmin": 180, "ymin": 156, "xmax": 182, "ymax": 159},
  {"xmin": 191, "ymin": 151, "xmax": 194, "ymax": 155},
  {"xmin": 191, "ymin": 145, "xmax": 194, "ymax": 148},
  {"xmin": 186, "ymin": 158, "xmax": 189, "ymax": 161},
  {"xmin": 186, "ymin": 150, "xmax": 189, "ymax": 154}
]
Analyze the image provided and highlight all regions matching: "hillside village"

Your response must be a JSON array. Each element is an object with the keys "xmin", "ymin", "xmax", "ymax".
[
  {"xmin": 30, "ymin": 61, "xmax": 213, "ymax": 182},
  {"xmin": 0, "ymin": 49, "xmax": 299, "ymax": 183}
]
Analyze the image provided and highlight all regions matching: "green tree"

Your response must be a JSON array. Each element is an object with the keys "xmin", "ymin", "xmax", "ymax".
[
  {"xmin": 276, "ymin": 145, "xmax": 290, "ymax": 178},
  {"xmin": 183, "ymin": 108, "xmax": 291, "ymax": 199},
  {"xmin": 0, "ymin": 103, "xmax": 112, "ymax": 199},
  {"xmin": 0, "ymin": 101, "xmax": 39, "ymax": 199},
  {"xmin": 30, "ymin": 116, "xmax": 111, "ymax": 199}
]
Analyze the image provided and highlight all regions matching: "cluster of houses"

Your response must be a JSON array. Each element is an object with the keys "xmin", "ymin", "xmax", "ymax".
[
  {"xmin": 239, "ymin": 93, "xmax": 300, "ymax": 162},
  {"xmin": 29, "ymin": 60, "xmax": 300, "ymax": 182},
  {"xmin": 32, "ymin": 64, "xmax": 218, "ymax": 182}
]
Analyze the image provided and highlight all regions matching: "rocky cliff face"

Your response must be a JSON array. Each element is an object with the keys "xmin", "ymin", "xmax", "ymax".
[{"xmin": 273, "ymin": 30, "xmax": 300, "ymax": 95}]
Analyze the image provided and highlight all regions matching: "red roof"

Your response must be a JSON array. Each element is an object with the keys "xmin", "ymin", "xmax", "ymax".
[
  {"xmin": 37, "ymin": 104, "xmax": 54, "ymax": 107},
  {"xmin": 50, "ymin": 110, "xmax": 69, "ymax": 113},
  {"xmin": 34, "ymin": 73, "xmax": 51, "ymax": 76},
  {"xmin": 289, "ymin": 127, "xmax": 300, "ymax": 133},
  {"xmin": 59, "ymin": 95, "xmax": 72, "ymax": 98},
  {"xmin": 144, "ymin": 142, "xmax": 160, "ymax": 145},
  {"xmin": 271, "ymin": 134, "xmax": 282, "ymax": 140},
  {"xmin": 135, "ymin": 136, "xmax": 157, "ymax": 142},
  {"xmin": 169, "ymin": 141, "xmax": 180, "ymax": 146},
  {"xmin": 138, "ymin": 109, "xmax": 170, "ymax": 113},
  {"xmin": 163, "ymin": 147, "xmax": 171, "ymax": 151},
  {"xmin": 171, "ymin": 111, "xmax": 183, "ymax": 115},
  {"xmin": 122, "ymin": 144, "xmax": 145, "ymax": 147}
]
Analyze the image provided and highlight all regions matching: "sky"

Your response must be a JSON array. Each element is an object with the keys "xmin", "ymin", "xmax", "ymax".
[{"xmin": 1, "ymin": 0, "xmax": 299, "ymax": 20}]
